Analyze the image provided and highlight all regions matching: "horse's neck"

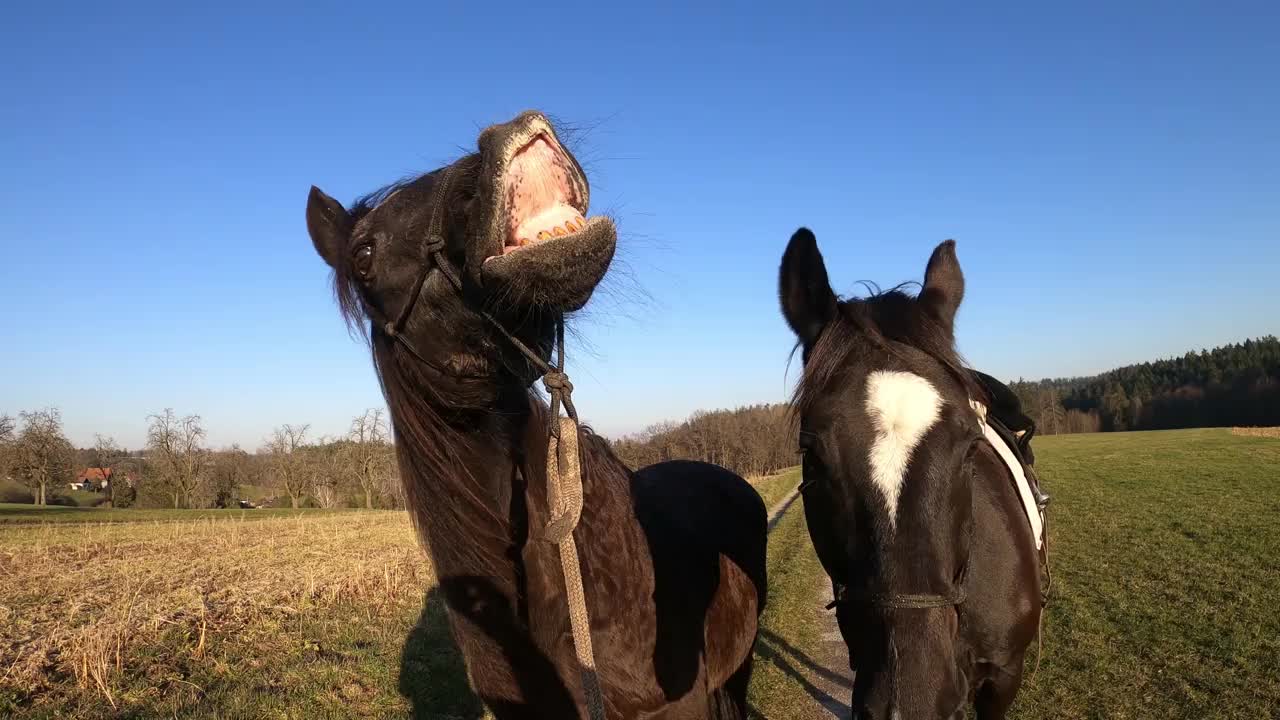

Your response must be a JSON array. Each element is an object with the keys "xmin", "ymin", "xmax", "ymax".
[
  {"xmin": 519, "ymin": 401, "xmax": 639, "ymax": 541},
  {"xmin": 396, "ymin": 389, "xmax": 606, "ymax": 567},
  {"xmin": 387, "ymin": 388, "xmax": 529, "ymax": 581}
]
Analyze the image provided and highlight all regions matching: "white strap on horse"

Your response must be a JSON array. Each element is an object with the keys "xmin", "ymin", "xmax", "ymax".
[{"xmin": 971, "ymin": 401, "xmax": 1044, "ymax": 550}]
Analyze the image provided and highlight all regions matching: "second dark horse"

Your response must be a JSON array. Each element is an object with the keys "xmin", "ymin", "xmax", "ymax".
[{"xmin": 778, "ymin": 229, "xmax": 1042, "ymax": 719}]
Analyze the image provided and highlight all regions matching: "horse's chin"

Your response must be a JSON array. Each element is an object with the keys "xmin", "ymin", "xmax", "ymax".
[
  {"xmin": 469, "ymin": 110, "xmax": 616, "ymax": 311},
  {"xmin": 480, "ymin": 217, "xmax": 616, "ymax": 311}
]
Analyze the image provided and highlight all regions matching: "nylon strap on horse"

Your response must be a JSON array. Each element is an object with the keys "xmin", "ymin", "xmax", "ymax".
[{"xmin": 374, "ymin": 167, "xmax": 606, "ymax": 719}]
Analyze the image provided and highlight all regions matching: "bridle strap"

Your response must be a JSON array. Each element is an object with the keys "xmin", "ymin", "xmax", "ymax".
[
  {"xmin": 370, "ymin": 167, "xmax": 604, "ymax": 719},
  {"xmin": 844, "ymin": 586, "xmax": 969, "ymax": 610}
]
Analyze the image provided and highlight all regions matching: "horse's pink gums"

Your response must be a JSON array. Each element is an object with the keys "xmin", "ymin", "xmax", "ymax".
[{"xmin": 503, "ymin": 136, "xmax": 586, "ymax": 252}]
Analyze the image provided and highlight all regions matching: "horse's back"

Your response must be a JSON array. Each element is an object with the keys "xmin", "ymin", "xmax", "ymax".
[
  {"xmin": 632, "ymin": 461, "xmax": 767, "ymax": 578},
  {"xmin": 631, "ymin": 460, "xmax": 766, "ymax": 708},
  {"xmin": 633, "ymin": 461, "xmax": 766, "ymax": 579}
]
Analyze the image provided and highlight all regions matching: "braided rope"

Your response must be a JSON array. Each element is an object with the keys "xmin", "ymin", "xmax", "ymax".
[{"xmin": 545, "ymin": 415, "xmax": 604, "ymax": 719}]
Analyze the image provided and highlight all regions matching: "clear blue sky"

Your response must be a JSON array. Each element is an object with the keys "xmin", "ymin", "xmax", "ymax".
[{"xmin": 2, "ymin": 2, "xmax": 1277, "ymax": 450}]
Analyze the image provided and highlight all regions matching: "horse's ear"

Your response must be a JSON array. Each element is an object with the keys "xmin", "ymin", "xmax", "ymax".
[
  {"xmin": 779, "ymin": 227, "xmax": 837, "ymax": 345},
  {"xmin": 921, "ymin": 239, "xmax": 964, "ymax": 333},
  {"xmin": 306, "ymin": 186, "xmax": 353, "ymax": 269}
]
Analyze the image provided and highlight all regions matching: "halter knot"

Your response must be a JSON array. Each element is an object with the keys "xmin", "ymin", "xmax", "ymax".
[
  {"xmin": 424, "ymin": 234, "xmax": 447, "ymax": 256},
  {"xmin": 543, "ymin": 371, "xmax": 573, "ymax": 396}
]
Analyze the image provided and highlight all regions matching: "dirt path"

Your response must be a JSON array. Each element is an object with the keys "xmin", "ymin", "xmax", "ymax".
[
  {"xmin": 765, "ymin": 485, "xmax": 801, "ymax": 528},
  {"xmin": 755, "ymin": 486, "xmax": 854, "ymax": 720},
  {"xmin": 808, "ymin": 574, "xmax": 853, "ymax": 719}
]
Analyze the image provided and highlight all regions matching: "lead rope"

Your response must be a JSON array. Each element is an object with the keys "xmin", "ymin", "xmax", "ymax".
[
  {"xmin": 540, "ymin": 322, "xmax": 605, "ymax": 720},
  {"xmin": 482, "ymin": 318, "xmax": 602, "ymax": 718},
  {"xmin": 407, "ymin": 180, "xmax": 604, "ymax": 717}
]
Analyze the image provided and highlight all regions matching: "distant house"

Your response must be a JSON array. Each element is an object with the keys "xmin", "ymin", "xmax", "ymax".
[{"xmin": 71, "ymin": 468, "xmax": 131, "ymax": 492}]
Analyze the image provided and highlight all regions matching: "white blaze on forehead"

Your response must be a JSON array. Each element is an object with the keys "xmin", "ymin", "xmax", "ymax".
[{"xmin": 865, "ymin": 370, "xmax": 944, "ymax": 529}]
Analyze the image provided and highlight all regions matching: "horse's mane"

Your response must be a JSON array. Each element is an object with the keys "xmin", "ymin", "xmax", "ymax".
[
  {"xmin": 794, "ymin": 286, "xmax": 989, "ymax": 418},
  {"xmin": 372, "ymin": 327, "xmax": 624, "ymax": 579}
]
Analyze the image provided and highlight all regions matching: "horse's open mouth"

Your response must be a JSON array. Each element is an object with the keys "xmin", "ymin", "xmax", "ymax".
[
  {"xmin": 493, "ymin": 133, "xmax": 599, "ymax": 258},
  {"xmin": 476, "ymin": 111, "xmax": 616, "ymax": 311}
]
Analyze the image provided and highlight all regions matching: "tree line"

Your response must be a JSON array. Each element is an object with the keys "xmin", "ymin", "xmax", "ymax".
[
  {"xmin": 0, "ymin": 408, "xmax": 401, "ymax": 510},
  {"xmin": 1008, "ymin": 335, "xmax": 1280, "ymax": 434},
  {"xmin": 5, "ymin": 337, "xmax": 1273, "ymax": 506},
  {"xmin": 609, "ymin": 403, "xmax": 798, "ymax": 478},
  {"xmin": 609, "ymin": 336, "xmax": 1279, "ymax": 468}
]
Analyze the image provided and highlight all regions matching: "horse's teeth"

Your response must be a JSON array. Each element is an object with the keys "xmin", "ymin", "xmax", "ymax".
[
  {"xmin": 537, "ymin": 231, "xmax": 550, "ymax": 241},
  {"xmin": 552, "ymin": 226, "xmax": 566, "ymax": 237}
]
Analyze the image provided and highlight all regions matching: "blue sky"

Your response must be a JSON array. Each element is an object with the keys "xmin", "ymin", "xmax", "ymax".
[{"xmin": 2, "ymin": 2, "xmax": 1277, "ymax": 449}]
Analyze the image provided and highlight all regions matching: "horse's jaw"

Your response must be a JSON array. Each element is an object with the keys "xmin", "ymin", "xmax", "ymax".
[{"xmin": 471, "ymin": 111, "xmax": 617, "ymax": 312}]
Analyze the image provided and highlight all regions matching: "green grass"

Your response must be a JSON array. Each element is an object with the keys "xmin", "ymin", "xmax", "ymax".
[
  {"xmin": 752, "ymin": 467, "xmax": 800, "ymax": 511},
  {"xmin": 747, "ymin": 479, "xmax": 830, "ymax": 718},
  {"xmin": 1011, "ymin": 429, "xmax": 1280, "ymax": 718},
  {"xmin": 0, "ymin": 479, "xmax": 105, "ymax": 507},
  {"xmin": 743, "ymin": 428, "xmax": 1280, "ymax": 719},
  {"xmin": 237, "ymin": 484, "xmax": 275, "ymax": 502}
]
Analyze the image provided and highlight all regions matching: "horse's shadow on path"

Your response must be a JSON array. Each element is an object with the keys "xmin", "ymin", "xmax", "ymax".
[
  {"xmin": 398, "ymin": 595, "xmax": 853, "ymax": 720},
  {"xmin": 751, "ymin": 627, "xmax": 852, "ymax": 718},
  {"xmin": 398, "ymin": 586, "xmax": 485, "ymax": 720}
]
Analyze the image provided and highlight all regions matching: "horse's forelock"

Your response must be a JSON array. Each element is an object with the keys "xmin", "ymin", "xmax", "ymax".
[{"xmin": 792, "ymin": 288, "xmax": 988, "ymax": 423}]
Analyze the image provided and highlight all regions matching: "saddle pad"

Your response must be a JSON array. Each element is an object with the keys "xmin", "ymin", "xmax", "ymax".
[{"xmin": 975, "ymin": 405, "xmax": 1044, "ymax": 550}]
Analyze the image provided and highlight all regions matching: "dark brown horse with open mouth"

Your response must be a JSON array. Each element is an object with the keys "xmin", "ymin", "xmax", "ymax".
[
  {"xmin": 306, "ymin": 111, "xmax": 767, "ymax": 719},
  {"xmin": 778, "ymin": 229, "xmax": 1042, "ymax": 719}
]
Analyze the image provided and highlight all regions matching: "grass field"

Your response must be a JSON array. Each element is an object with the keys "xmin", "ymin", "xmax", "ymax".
[
  {"xmin": 0, "ymin": 504, "xmax": 369, "ymax": 524},
  {"xmin": 0, "ymin": 479, "xmax": 107, "ymax": 508},
  {"xmin": 2, "ymin": 429, "xmax": 1276, "ymax": 718},
  {"xmin": 746, "ymin": 428, "xmax": 1280, "ymax": 719},
  {"xmin": 1009, "ymin": 429, "xmax": 1280, "ymax": 718},
  {"xmin": 0, "ymin": 511, "xmax": 443, "ymax": 719}
]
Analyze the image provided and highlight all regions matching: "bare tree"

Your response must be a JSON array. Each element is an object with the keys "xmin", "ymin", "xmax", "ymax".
[
  {"xmin": 308, "ymin": 437, "xmax": 348, "ymax": 509},
  {"xmin": 1036, "ymin": 390, "xmax": 1065, "ymax": 436},
  {"xmin": 0, "ymin": 414, "xmax": 15, "ymax": 482},
  {"xmin": 147, "ymin": 409, "xmax": 210, "ymax": 508},
  {"xmin": 348, "ymin": 409, "xmax": 393, "ymax": 509},
  {"xmin": 610, "ymin": 403, "xmax": 797, "ymax": 478},
  {"xmin": 378, "ymin": 445, "xmax": 403, "ymax": 508},
  {"xmin": 12, "ymin": 409, "xmax": 76, "ymax": 506},
  {"xmin": 206, "ymin": 445, "xmax": 253, "ymax": 508},
  {"xmin": 89, "ymin": 434, "xmax": 132, "ymax": 507},
  {"xmin": 266, "ymin": 424, "xmax": 311, "ymax": 509}
]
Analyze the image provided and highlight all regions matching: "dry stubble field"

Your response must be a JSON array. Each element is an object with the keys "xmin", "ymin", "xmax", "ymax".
[{"xmin": 3, "ymin": 429, "xmax": 1279, "ymax": 719}]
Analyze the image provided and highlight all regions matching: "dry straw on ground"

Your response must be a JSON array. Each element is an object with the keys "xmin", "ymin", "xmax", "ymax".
[
  {"xmin": 1231, "ymin": 426, "xmax": 1280, "ymax": 438},
  {"xmin": 0, "ymin": 512, "xmax": 431, "ymax": 708}
]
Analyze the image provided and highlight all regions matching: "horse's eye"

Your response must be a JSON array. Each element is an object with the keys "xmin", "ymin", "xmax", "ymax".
[{"xmin": 353, "ymin": 245, "xmax": 375, "ymax": 279}]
